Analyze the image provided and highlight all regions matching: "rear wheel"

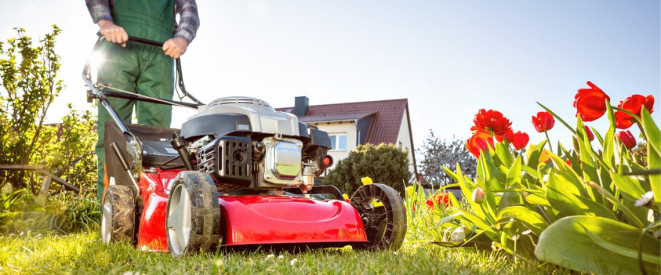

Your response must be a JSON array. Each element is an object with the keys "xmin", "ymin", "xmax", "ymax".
[
  {"xmin": 350, "ymin": 184, "xmax": 407, "ymax": 251},
  {"xmin": 166, "ymin": 171, "xmax": 221, "ymax": 257},
  {"xmin": 101, "ymin": 185, "xmax": 136, "ymax": 244}
]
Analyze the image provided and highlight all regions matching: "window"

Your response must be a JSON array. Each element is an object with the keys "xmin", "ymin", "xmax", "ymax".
[{"xmin": 329, "ymin": 134, "xmax": 347, "ymax": 150}]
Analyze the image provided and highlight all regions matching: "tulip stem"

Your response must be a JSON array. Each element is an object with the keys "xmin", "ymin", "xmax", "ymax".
[{"xmin": 544, "ymin": 131, "xmax": 553, "ymax": 153}]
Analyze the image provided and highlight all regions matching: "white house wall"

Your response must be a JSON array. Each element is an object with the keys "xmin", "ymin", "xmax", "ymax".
[
  {"xmin": 396, "ymin": 109, "xmax": 416, "ymax": 177},
  {"xmin": 311, "ymin": 121, "xmax": 356, "ymax": 171}
]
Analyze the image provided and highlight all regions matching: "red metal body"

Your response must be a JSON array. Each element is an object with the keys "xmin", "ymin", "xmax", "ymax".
[{"xmin": 135, "ymin": 169, "xmax": 368, "ymax": 252}]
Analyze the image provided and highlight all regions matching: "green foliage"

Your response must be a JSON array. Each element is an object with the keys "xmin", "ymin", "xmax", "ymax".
[
  {"xmin": 323, "ymin": 143, "xmax": 411, "ymax": 195},
  {"xmin": 0, "ymin": 189, "xmax": 100, "ymax": 234},
  {"xmin": 0, "ymin": 26, "xmax": 63, "ymax": 192},
  {"xmin": 417, "ymin": 129, "xmax": 476, "ymax": 187},
  {"xmin": 0, "ymin": 26, "xmax": 97, "ymax": 194},
  {"xmin": 440, "ymin": 96, "xmax": 661, "ymax": 274}
]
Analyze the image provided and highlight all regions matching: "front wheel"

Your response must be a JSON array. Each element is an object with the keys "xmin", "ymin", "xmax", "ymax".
[
  {"xmin": 166, "ymin": 171, "xmax": 222, "ymax": 257},
  {"xmin": 350, "ymin": 184, "xmax": 407, "ymax": 251},
  {"xmin": 101, "ymin": 185, "xmax": 136, "ymax": 244}
]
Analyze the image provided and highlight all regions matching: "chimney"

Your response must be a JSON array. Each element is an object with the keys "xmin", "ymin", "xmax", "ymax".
[{"xmin": 294, "ymin": 96, "xmax": 309, "ymax": 117}]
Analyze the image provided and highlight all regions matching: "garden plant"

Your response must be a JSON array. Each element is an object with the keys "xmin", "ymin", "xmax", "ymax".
[{"xmin": 434, "ymin": 81, "xmax": 660, "ymax": 274}]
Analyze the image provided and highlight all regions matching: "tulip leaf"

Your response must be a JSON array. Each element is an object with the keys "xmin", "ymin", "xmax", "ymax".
[
  {"xmin": 441, "ymin": 165, "xmax": 458, "ymax": 182},
  {"xmin": 546, "ymin": 170, "xmax": 617, "ymax": 220},
  {"xmin": 592, "ymin": 126, "xmax": 604, "ymax": 145},
  {"xmin": 455, "ymin": 209, "xmax": 499, "ymax": 240},
  {"xmin": 496, "ymin": 206, "xmax": 548, "ymax": 236},
  {"xmin": 548, "ymin": 153, "xmax": 588, "ymax": 197},
  {"xmin": 587, "ymin": 181, "xmax": 645, "ymax": 228},
  {"xmin": 641, "ymin": 108, "xmax": 661, "ymax": 205},
  {"xmin": 535, "ymin": 216, "xmax": 660, "ymax": 275},
  {"xmin": 495, "ymin": 142, "xmax": 514, "ymax": 168},
  {"xmin": 524, "ymin": 193, "xmax": 551, "ymax": 207},
  {"xmin": 602, "ymin": 104, "xmax": 617, "ymax": 168},
  {"xmin": 506, "ymin": 155, "xmax": 522, "ymax": 187},
  {"xmin": 610, "ymin": 171, "xmax": 647, "ymax": 202},
  {"xmin": 521, "ymin": 165, "xmax": 539, "ymax": 180},
  {"xmin": 497, "ymin": 191, "xmax": 524, "ymax": 212},
  {"xmin": 526, "ymin": 140, "xmax": 547, "ymax": 169}
]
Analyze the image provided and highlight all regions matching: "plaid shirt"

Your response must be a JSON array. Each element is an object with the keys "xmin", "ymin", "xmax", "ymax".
[{"xmin": 86, "ymin": 0, "xmax": 200, "ymax": 44}]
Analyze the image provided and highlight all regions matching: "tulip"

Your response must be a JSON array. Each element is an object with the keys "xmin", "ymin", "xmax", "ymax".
[
  {"xmin": 617, "ymin": 130, "xmax": 636, "ymax": 149},
  {"xmin": 511, "ymin": 131, "xmax": 529, "ymax": 150},
  {"xmin": 584, "ymin": 125, "xmax": 594, "ymax": 141},
  {"xmin": 466, "ymin": 130, "xmax": 494, "ymax": 158},
  {"xmin": 532, "ymin": 112, "xmax": 555, "ymax": 133},
  {"xmin": 573, "ymin": 81, "xmax": 610, "ymax": 122},
  {"xmin": 472, "ymin": 187, "xmax": 485, "ymax": 203},
  {"xmin": 614, "ymin": 94, "xmax": 655, "ymax": 129},
  {"xmin": 472, "ymin": 109, "xmax": 512, "ymax": 136}
]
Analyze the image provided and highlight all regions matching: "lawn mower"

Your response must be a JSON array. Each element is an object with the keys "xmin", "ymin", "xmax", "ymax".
[{"xmin": 82, "ymin": 36, "xmax": 407, "ymax": 256}]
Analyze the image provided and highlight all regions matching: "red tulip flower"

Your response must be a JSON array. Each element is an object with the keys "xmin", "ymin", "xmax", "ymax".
[
  {"xmin": 424, "ymin": 193, "xmax": 451, "ymax": 209},
  {"xmin": 466, "ymin": 130, "xmax": 495, "ymax": 158},
  {"xmin": 497, "ymin": 129, "xmax": 514, "ymax": 143},
  {"xmin": 573, "ymin": 81, "xmax": 610, "ymax": 122},
  {"xmin": 532, "ymin": 111, "xmax": 555, "ymax": 132},
  {"xmin": 617, "ymin": 130, "xmax": 637, "ymax": 149},
  {"xmin": 511, "ymin": 131, "xmax": 529, "ymax": 150},
  {"xmin": 472, "ymin": 109, "xmax": 512, "ymax": 136},
  {"xmin": 584, "ymin": 125, "xmax": 594, "ymax": 141},
  {"xmin": 614, "ymin": 94, "xmax": 655, "ymax": 129}
]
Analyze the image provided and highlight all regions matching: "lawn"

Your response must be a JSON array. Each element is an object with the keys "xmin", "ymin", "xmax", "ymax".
[{"xmin": 0, "ymin": 231, "xmax": 563, "ymax": 274}]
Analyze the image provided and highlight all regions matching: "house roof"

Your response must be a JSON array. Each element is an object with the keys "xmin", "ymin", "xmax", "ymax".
[{"xmin": 276, "ymin": 98, "xmax": 408, "ymax": 145}]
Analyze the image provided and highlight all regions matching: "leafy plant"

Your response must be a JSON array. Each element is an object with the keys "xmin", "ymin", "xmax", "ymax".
[
  {"xmin": 438, "ymin": 82, "xmax": 660, "ymax": 274},
  {"xmin": 0, "ymin": 26, "xmax": 97, "ymax": 194},
  {"xmin": 323, "ymin": 143, "xmax": 411, "ymax": 195}
]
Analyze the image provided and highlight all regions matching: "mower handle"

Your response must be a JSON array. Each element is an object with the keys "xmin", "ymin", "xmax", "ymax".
[{"xmin": 127, "ymin": 36, "xmax": 164, "ymax": 47}]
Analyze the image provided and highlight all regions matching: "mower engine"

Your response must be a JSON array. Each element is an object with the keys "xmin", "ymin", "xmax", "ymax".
[{"xmin": 180, "ymin": 96, "xmax": 332, "ymax": 191}]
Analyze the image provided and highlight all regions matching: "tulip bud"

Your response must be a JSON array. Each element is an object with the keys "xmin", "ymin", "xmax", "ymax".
[
  {"xmin": 450, "ymin": 226, "xmax": 465, "ymax": 242},
  {"xmin": 472, "ymin": 187, "xmax": 485, "ymax": 203}
]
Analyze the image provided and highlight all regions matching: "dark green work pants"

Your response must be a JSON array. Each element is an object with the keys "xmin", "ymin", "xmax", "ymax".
[{"xmin": 95, "ymin": 5, "xmax": 175, "ymax": 202}]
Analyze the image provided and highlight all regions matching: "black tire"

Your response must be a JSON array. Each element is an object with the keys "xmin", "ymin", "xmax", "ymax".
[
  {"xmin": 101, "ymin": 185, "xmax": 136, "ymax": 244},
  {"xmin": 350, "ymin": 184, "xmax": 407, "ymax": 251},
  {"xmin": 166, "ymin": 171, "xmax": 221, "ymax": 257}
]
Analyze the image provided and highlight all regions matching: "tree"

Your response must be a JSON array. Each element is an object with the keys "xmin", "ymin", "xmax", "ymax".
[
  {"xmin": 0, "ymin": 26, "xmax": 97, "ymax": 194},
  {"xmin": 323, "ymin": 143, "xmax": 411, "ymax": 196},
  {"xmin": 417, "ymin": 130, "xmax": 476, "ymax": 187}
]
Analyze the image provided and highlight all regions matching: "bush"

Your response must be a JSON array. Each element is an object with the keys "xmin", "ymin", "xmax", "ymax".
[
  {"xmin": 0, "ymin": 26, "xmax": 97, "ymax": 194},
  {"xmin": 323, "ymin": 143, "xmax": 411, "ymax": 196}
]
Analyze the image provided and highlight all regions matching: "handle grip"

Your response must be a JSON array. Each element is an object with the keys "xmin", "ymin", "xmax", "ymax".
[{"xmin": 127, "ymin": 36, "xmax": 164, "ymax": 47}]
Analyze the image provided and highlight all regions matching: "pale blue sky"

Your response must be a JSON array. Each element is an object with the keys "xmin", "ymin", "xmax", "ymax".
[{"xmin": 0, "ymin": 0, "xmax": 659, "ymax": 156}]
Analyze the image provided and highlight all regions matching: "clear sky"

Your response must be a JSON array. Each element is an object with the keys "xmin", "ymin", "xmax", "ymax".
[{"xmin": 0, "ymin": 0, "xmax": 659, "ymax": 157}]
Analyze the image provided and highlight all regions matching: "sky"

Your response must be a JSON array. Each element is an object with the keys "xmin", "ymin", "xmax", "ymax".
[{"xmin": 0, "ymin": 0, "xmax": 659, "ymax": 158}]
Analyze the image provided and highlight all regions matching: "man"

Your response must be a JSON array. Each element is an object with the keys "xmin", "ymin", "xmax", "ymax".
[{"xmin": 86, "ymin": 0, "xmax": 200, "ymax": 202}]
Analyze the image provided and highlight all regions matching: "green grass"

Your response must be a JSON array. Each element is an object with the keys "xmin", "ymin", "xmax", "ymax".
[{"xmin": 0, "ymin": 231, "xmax": 564, "ymax": 275}]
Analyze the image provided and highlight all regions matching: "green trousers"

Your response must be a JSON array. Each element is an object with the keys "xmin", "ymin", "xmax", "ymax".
[{"xmin": 95, "ymin": 40, "xmax": 174, "ymax": 202}]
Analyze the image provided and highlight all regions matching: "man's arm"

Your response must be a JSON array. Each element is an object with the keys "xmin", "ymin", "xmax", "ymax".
[
  {"xmin": 163, "ymin": 0, "xmax": 200, "ymax": 59},
  {"xmin": 86, "ymin": 0, "xmax": 128, "ymax": 46}
]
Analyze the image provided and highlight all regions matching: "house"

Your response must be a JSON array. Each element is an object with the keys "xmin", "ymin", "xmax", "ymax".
[{"xmin": 276, "ymin": 97, "xmax": 418, "ymax": 178}]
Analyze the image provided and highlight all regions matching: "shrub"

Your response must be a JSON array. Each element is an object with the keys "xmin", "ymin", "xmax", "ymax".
[{"xmin": 323, "ymin": 143, "xmax": 411, "ymax": 195}]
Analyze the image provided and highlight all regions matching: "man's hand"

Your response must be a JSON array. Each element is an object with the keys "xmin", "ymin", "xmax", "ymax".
[
  {"xmin": 98, "ymin": 20, "xmax": 128, "ymax": 47},
  {"xmin": 163, "ymin": 37, "xmax": 188, "ymax": 59}
]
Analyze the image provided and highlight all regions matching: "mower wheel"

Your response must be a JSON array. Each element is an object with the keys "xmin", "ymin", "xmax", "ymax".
[
  {"xmin": 166, "ymin": 171, "xmax": 221, "ymax": 257},
  {"xmin": 350, "ymin": 184, "xmax": 407, "ymax": 251},
  {"xmin": 101, "ymin": 185, "xmax": 136, "ymax": 244}
]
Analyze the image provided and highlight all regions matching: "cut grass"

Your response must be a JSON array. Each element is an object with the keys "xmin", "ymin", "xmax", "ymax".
[{"xmin": 0, "ymin": 231, "xmax": 565, "ymax": 275}]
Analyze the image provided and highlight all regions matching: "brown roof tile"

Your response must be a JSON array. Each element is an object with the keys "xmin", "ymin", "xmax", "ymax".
[{"xmin": 276, "ymin": 98, "xmax": 408, "ymax": 144}]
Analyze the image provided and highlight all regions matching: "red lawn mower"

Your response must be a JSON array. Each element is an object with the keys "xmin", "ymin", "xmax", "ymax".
[{"xmin": 82, "ymin": 36, "xmax": 407, "ymax": 256}]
